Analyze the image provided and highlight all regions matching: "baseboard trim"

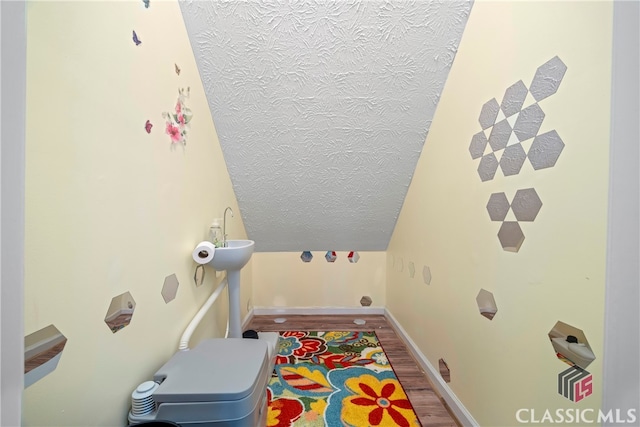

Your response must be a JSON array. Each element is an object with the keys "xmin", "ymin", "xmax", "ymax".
[
  {"xmin": 252, "ymin": 306, "xmax": 386, "ymax": 316},
  {"xmin": 384, "ymin": 308, "xmax": 479, "ymax": 427},
  {"xmin": 241, "ymin": 309, "xmax": 254, "ymax": 331}
]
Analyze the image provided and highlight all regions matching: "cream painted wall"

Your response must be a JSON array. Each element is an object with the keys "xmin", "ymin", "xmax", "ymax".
[
  {"xmin": 23, "ymin": 2, "xmax": 250, "ymax": 425},
  {"xmin": 252, "ymin": 252, "xmax": 386, "ymax": 309},
  {"xmin": 387, "ymin": 1, "xmax": 612, "ymax": 426}
]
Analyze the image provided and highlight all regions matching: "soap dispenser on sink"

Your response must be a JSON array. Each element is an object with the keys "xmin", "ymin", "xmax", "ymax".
[{"xmin": 209, "ymin": 219, "xmax": 223, "ymax": 248}]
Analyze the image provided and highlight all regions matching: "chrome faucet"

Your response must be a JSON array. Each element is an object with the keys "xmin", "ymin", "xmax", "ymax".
[{"xmin": 223, "ymin": 207, "xmax": 234, "ymax": 247}]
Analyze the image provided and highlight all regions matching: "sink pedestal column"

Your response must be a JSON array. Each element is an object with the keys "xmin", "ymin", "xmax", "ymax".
[{"xmin": 227, "ymin": 269, "xmax": 242, "ymax": 338}]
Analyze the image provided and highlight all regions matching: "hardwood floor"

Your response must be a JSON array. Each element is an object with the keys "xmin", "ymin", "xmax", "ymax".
[{"xmin": 246, "ymin": 314, "xmax": 460, "ymax": 427}]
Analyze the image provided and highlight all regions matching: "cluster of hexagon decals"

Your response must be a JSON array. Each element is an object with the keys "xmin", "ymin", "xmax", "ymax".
[
  {"xmin": 471, "ymin": 56, "xmax": 566, "ymax": 252},
  {"xmin": 299, "ymin": 251, "xmax": 360, "ymax": 263},
  {"xmin": 471, "ymin": 56, "xmax": 567, "ymax": 181},
  {"xmin": 487, "ymin": 188, "xmax": 543, "ymax": 252}
]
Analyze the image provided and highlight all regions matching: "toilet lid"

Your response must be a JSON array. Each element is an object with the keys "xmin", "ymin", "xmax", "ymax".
[{"xmin": 152, "ymin": 338, "xmax": 269, "ymax": 403}]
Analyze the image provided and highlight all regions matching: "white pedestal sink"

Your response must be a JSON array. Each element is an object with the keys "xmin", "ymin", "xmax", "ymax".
[{"xmin": 209, "ymin": 240, "xmax": 254, "ymax": 339}]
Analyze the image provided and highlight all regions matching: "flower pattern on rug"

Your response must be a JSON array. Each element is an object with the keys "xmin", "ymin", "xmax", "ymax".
[
  {"xmin": 267, "ymin": 387, "xmax": 304, "ymax": 427},
  {"xmin": 326, "ymin": 367, "xmax": 419, "ymax": 427},
  {"xmin": 268, "ymin": 331, "xmax": 420, "ymax": 427},
  {"xmin": 162, "ymin": 87, "xmax": 192, "ymax": 147},
  {"xmin": 361, "ymin": 347, "xmax": 392, "ymax": 373},
  {"xmin": 276, "ymin": 331, "xmax": 328, "ymax": 364}
]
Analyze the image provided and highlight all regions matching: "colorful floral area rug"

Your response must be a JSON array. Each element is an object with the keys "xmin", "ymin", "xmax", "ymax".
[{"xmin": 267, "ymin": 331, "xmax": 421, "ymax": 427}]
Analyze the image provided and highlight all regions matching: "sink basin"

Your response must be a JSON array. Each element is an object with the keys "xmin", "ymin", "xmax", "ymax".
[{"xmin": 210, "ymin": 240, "xmax": 255, "ymax": 271}]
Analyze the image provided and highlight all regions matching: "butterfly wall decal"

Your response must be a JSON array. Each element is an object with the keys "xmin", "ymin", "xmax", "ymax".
[
  {"xmin": 175, "ymin": 64, "xmax": 181, "ymax": 76},
  {"xmin": 143, "ymin": 0, "xmax": 150, "ymax": 8},
  {"xmin": 132, "ymin": 30, "xmax": 141, "ymax": 46},
  {"xmin": 145, "ymin": 120, "xmax": 153, "ymax": 134}
]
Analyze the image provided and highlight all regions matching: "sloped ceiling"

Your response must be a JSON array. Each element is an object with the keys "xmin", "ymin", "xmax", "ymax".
[{"xmin": 179, "ymin": 0, "xmax": 472, "ymax": 251}]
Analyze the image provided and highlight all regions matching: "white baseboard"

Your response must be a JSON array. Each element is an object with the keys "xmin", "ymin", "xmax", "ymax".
[
  {"xmin": 384, "ymin": 308, "xmax": 479, "ymax": 427},
  {"xmin": 241, "ymin": 308, "xmax": 254, "ymax": 331},
  {"xmin": 252, "ymin": 306, "xmax": 385, "ymax": 316}
]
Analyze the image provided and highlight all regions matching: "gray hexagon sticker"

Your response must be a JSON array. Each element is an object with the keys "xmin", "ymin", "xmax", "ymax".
[
  {"xmin": 498, "ymin": 221, "xmax": 525, "ymax": 253},
  {"xmin": 488, "ymin": 119, "xmax": 512, "ymax": 152},
  {"xmin": 469, "ymin": 131, "xmax": 488, "ymax": 160},
  {"xmin": 162, "ymin": 274, "xmax": 179, "ymax": 303},
  {"xmin": 478, "ymin": 153, "xmax": 499, "ymax": 182},
  {"xmin": 499, "ymin": 143, "xmax": 527, "ymax": 176},
  {"xmin": 500, "ymin": 80, "xmax": 528, "ymax": 117},
  {"xmin": 479, "ymin": 98, "xmax": 500, "ymax": 130},
  {"xmin": 528, "ymin": 130, "xmax": 565, "ymax": 170},
  {"xmin": 511, "ymin": 188, "xmax": 543, "ymax": 221},
  {"xmin": 486, "ymin": 192, "xmax": 510, "ymax": 221},
  {"xmin": 423, "ymin": 266, "xmax": 432, "ymax": 285},
  {"xmin": 530, "ymin": 56, "xmax": 567, "ymax": 102},
  {"xmin": 513, "ymin": 103, "xmax": 545, "ymax": 141}
]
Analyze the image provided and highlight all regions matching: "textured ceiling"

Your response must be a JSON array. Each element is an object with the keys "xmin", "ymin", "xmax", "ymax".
[{"xmin": 179, "ymin": 0, "xmax": 472, "ymax": 251}]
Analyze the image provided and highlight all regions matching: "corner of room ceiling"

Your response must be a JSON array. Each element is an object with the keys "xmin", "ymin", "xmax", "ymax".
[{"xmin": 179, "ymin": 0, "xmax": 473, "ymax": 251}]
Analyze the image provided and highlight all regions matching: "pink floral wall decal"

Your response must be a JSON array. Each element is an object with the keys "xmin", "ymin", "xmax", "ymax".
[
  {"xmin": 145, "ymin": 120, "xmax": 153, "ymax": 134},
  {"xmin": 162, "ymin": 87, "xmax": 192, "ymax": 147}
]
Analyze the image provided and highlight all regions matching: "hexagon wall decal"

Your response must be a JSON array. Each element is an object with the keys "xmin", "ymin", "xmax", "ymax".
[
  {"xmin": 438, "ymin": 358, "xmax": 451, "ymax": 383},
  {"xmin": 548, "ymin": 320, "xmax": 596, "ymax": 370},
  {"xmin": 162, "ymin": 273, "xmax": 179, "ymax": 303},
  {"xmin": 469, "ymin": 131, "xmax": 488, "ymax": 160},
  {"xmin": 105, "ymin": 291, "xmax": 136, "ymax": 333},
  {"xmin": 479, "ymin": 98, "xmax": 500, "ymax": 130},
  {"xmin": 528, "ymin": 130, "xmax": 565, "ymax": 170},
  {"xmin": 497, "ymin": 221, "xmax": 525, "ymax": 253},
  {"xmin": 408, "ymin": 261, "xmax": 415, "ymax": 278},
  {"xmin": 348, "ymin": 251, "xmax": 360, "ymax": 263},
  {"xmin": 486, "ymin": 192, "xmax": 510, "ymax": 222},
  {"xmin": 300, "ymin": 251, "xmax": 313, "ymax": 263},
  {"xmin": 513, "ymin": 103, "xmax": 545, "ymax": 142},
  {"xmin": 499, "ymin": 143, "xmax": 527, "ymax": 176},
  {"xmin": 530, "ymin": 56, "xmax": 567, "ymax": 102},
  {"xmin": 422, "ymin": 265, "xmax": 432, "ymax": 285},
  {"xmin": 478, "ymin": 153, "xmax": 499, "ymax": 182},
  {"xmin": 476, "ymin": 289, "xmax": 498, "ymax": 320},
  {"xmin": 24, "ymin": 324, "xmax": 68, "ymax": 388},
  {"xmin": 360, "ymin": 296, "xmax": 372, "ymax": 307},
  {"xmin": 511, "ymin": 188, "xmax": 543, "ymax": 221},
  {"xmin": 500, "ymin": 80, "xmax": 528, "ymax": 117},
  {"xmin": 194, "ymin": 264, "xmax": 205, "ymax": 287},
  {"xmin": 325, "ymin": 251, "xmax": 337, "ymax": 263},
  {"xmin": 488, "ymin": 119, "xmax": 512, "ymax": 152}
]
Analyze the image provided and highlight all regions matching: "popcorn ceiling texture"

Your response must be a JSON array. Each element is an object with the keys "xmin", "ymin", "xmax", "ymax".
[{"xmin": 179, "ymin": 0, "xmax": 472, "ymax": 251}]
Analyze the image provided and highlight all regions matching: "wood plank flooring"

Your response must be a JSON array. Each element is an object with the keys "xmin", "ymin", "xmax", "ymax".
[{"xmin": 246, "ymin": 314, "xmax": 460, "ymax": 427}]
